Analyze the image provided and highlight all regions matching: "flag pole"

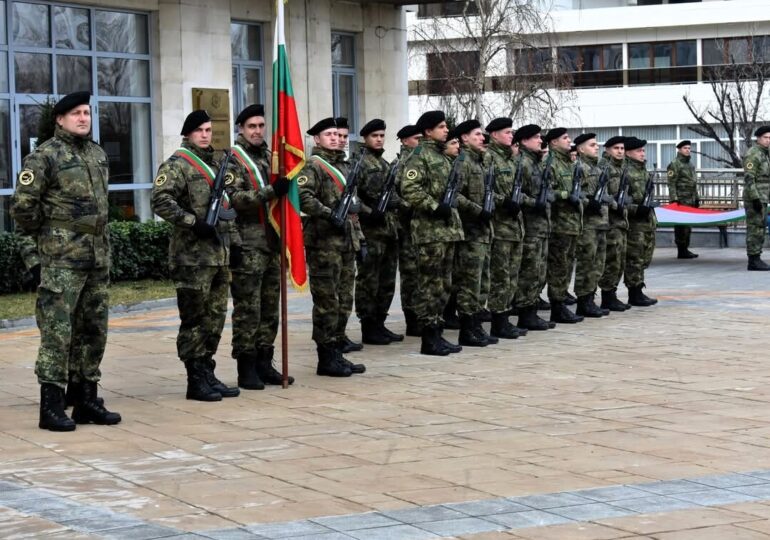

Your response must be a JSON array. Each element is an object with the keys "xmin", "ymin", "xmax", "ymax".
[{"xmin": 279, "ymin": 137, "xmax": 289, "ymax": 389}]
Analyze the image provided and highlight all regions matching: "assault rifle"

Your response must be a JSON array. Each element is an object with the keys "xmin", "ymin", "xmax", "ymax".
[
  {"xmin": 205, "ymin": 150, "xmax": 237, "ymax": 227},
  {"xmin": 330, "ymin": 150, "xmax": 366, "ymax": 228},
  {"xmin": 439, "ymin": 150, "xmax": 465, "ymax": 219},
  {"xmin": 374, "ymin": 158, "xmax": 400, "ymax": 215},
  {"xmin": 535, "ymin": 152, "xmax": 554, "ymax": 213},
  {"xmin": 569, "ymin": 159, "xmax": 584, "ymax": 207},
  {"xmin": 640, "ymin": 166, "xmax": 658, "ymax": 209},
  {"xmin": 615, "ymin": 165, "xmax": 630, "ymax": 210},
  {"xmin": 510, "ymin": 156, "xmax": 524, "ymax": 208},
  {"xmin": 481, "ymin": 161, "xmax": 496, "ymax": 216}
]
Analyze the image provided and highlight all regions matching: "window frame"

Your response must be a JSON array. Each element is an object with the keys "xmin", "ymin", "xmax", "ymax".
[
  {"xmin": 231, "ymin": 20, "xmax": 265, "ymax": 127},
  {"xmin": 331, "ymin": 31, "xmax": 358, "ymax": 136}
]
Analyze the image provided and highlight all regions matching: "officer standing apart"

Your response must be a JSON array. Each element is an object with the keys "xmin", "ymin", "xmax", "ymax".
[
  {"xmin": 401, "ymin": 111, "xmax": 465, "ymax": 356},
  {"xmin": 298, "ymin": 118, "xmax": 366, "ymax": 376},
  {"xmin": 667, "ymin": 140, "xmax": 699, "ymax": 259},
  {"xmin": 227, "ymin": 104, "xmax": 293, "ymax": 390},
  {"xmin": 151, "ymin": 110, "xmax": 241, "ymax": 401},
  {"xmin": 354, "ymin": 119, "xmax": 404, "ymax": 345},
  {"xmin": 11, "ymin": 91, "xmax": 121, "ymax": 431},
  {"xmin": 742, "ymin": 126, "xmax": 770, "ymax": 271},
  {"xmin": 623, "ymin": 137, "xmax": 658, "ymax": 306},
  {"xmin": 544, "ymin": 128, "xmax": 583, "ymax": 324}
]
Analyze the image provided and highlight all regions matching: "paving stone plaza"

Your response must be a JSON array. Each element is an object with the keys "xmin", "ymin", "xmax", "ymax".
[{"xmin": 3, "ymin": 247, "xmax": 770, "ymax": 539}]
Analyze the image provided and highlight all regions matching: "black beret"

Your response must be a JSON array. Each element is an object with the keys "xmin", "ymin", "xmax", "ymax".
[
  {"xmin": 307, "ymin": 117, "xmax": 337, "ymax": 136},
  {"xmin": 446, "ymin": 126, "xmax": 460, "ymax": 142},
  {"xmin": 676, "ymin": 139, "xmax": 691, "ymax": 148},
  {"xmin": 604, "ymin": 136, "xmax": 625, "ymax": 148},
  {"xmin": 359, "ymin": 118, "xmax": 386, "ymax": 137},
  {"xmin": 483, "ymin": 133, "xmax": 490, "ymax": 145},
  {"xmin": 570, "ymin": 145, "xmax": 577, "ymax": 153},
  {"xmin": 544, "ymin": 127, "xmax": 568, "ymax": 143},
  {"xmin": 540, "ymin": 139, "xmax": 548, "ymax": 150},
  {"xmin": 623, "ymin": 137, "xmax": 647, "ymax": 151},
  {"xmin": 396, "ymin": 124, "xmax": 421, "ymax": 140},
  {"xmin": 755, "ymin": 126, "xmax": 770, "ymax": 137},
  {"xmin": 416, "ymin": 110, "xmax": 446, "ymax": 132},
  {"xmin": 485, "ymin": 117, "xmax": 513, "ymax": 133},
  {"xmin": 335, "ymin": 117, "xmax": 349, "ymax": 130},
  {"xmin": 513, "ymin": 124, "xmax": 541, "ymax": 143},
  {"xmin": 181, "ymin": 109, "xmax": 211, "ymax": 136},
  {"xmin": 454, "ymin": 119, "xmax": 482, "ymax": 139},
  {"xmin": 573, "ymin": 133, "xmax": 596, "ymax": 146},
  {"xmin": 53, "ymin": 91, "xmax": 91, "ymax": 116},
  {"xmin": 235, "ymin": 104, "xmax": 265, "ymax": 126}
]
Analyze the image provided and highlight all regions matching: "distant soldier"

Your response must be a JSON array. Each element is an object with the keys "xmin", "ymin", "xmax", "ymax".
[
  {"xmin": 11, "ymin": 91, "xmax": 121, "ymax": 431},
  {"xmin": 152, "ymin": 110, "xmax": 241, "ymax": 401},
  {"xmin": 667, "ymin": 140, "xmax": 699, "ymax": 259},
  {"xmin": 335, "ymin": 117, "xmax": 350, "ymax": 155},
  {"xmin": 743, "ymin": 126, "xmax": 770, "ymax": 271}
]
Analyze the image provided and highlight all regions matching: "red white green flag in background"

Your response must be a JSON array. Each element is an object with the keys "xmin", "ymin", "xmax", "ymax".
[{"xmin": 269, "ymin": 0, "xmax": 307, "ymax": 290}]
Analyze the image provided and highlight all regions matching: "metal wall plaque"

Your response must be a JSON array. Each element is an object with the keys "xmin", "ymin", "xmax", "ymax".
[{"xmin": 192, "ymin": 88, "xmax": 231, "ymax": 151}]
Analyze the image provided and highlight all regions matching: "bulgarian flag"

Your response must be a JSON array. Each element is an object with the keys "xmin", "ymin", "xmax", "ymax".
[
  {"xmin": 655, "ymin": 203, "xmax": 747, "ymax": 227},
  {"xmin": 269, "ymin": 0, "xmax": 307, "ymax": 290}
]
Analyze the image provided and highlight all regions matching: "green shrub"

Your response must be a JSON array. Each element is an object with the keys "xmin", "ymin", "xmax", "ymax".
[{"xmin": 0, "ymin": 233, "xmax": 33, "ymax": 294}]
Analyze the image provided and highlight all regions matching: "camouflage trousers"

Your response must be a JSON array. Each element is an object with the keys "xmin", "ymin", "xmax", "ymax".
[
  {"xmin": 674, "ymin": 226, "xmax": 691, "ymax": 249},
  {"xmin": 173, "ymin": 265, "xmax": 230, "ymax": 363},
  {"xmin": 488, "ymin": 238, "xmax": 523, "ymax": 315},
  {"xmin": 744, "ymin": 201, "xmax": 767, "ymax": 256},
  {"xmin": 454, "ymin": 240, "xmax": 489, "ymax": 316},
  {"xmin": 35, "ymin": 266, "xmax": 109, "ymax": 388},
  {"xmin": 574, "ymin": 228, "xmax": 607, "ymax": 297},
  {"xmin": 599, "ymin": 227, "xmax": 627, "ymax": 291},
  {"xmin": 479, "ymin": 248, "xmax": 490, "ymax": 308},
  {"xmin": 415, "ymin": 241, "xmax": 455, "ymax": 327},
  {"xmin": 307, "ymin": 248, "xmax": 355, "ymax": 345},
  {"xmin": 355, "ymin": 236, "xmax": 398, "ymax": 320},
  {"xmin": 515, "ymin": 235, "xmax": 548, "ymax": 309},
  {"xmin": 624, "ymin": 226, "xmax": 656, "ymax": 288},
  {"xmin": 546, "ymin": 232, "xmax": 578, "ymax": 302},
  {"xmin": 398, "ymin": 229, "xmax": 419, "ymax": 312},
  {"xmin": 230, "ymin": 249, "xmax": 280, "ymax": 360}
]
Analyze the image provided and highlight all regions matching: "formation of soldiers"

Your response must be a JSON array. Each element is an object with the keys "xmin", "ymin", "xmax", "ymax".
[{"xmin": 10, "ymin": 91, "xmax": 770, "ymax": 431}]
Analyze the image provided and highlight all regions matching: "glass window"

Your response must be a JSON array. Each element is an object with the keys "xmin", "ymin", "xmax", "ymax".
[
  {"xmin": 335, "ymin": 73, "xmax": 356, "ymax": 125},
  {"xmin": 54, "ymin": 6, "xmax": 90, "ymax": 50},
  {"xmin": 108, "ymin": 189, "xmax": 151, "ymax": 222},
  {"xmin": 0, "ymin": 195, "xmax": 12, "ymax": 231},
  {"xmin": 701, "ymin": 140, "xmax": 732, "ymax": 169},
  {"xmin": 604, "ymin": 44, "xmax": 622, "ymax": 70},
  {"xmin": 675, "ymin": 41, "xmax": 696, "ymax": 66},
  {"xmin": 98, "ymin": 102, "xmax": 151, "ymax": 185},
  {"xmin": 0, "ymin": 1, "xmax": 7, "ymax": 45},
  {"xmin": 231, "ymin": 23, "xmax": 261, "ymax": 61},
  {"xmin": 57, "ymin": 55, "xmax": 91, "ymax": 95},
  {"xmin": 753, "ymin": 36, "xmax": 770, "ymax": 63},
  {"xmin": 0, "ymin": 54, "xmax": 7, "ymax": 93},
  {"xmin": 239, "ymin": 68, "xmax": 261, "ymax": 110},
  {"xmin": 95, "ymin": 11, "xmax": 148, "ymax": 54},
  {"xmin": 557, "ymin": 44, "xmax": 622, "ymax": 88},
  {"xmin": 231, "ymin": 22, "xmax": 264, "ymax": 121},
  {"xmin": 654, "ymin": 44, "xmax": 672, "ymax": 68},
  {"xmin": 18, "ymin": 102, "xmax": 42, "ymax": 162},
  {"xmin": 628, "ymin": 44, "xmax": 651, "ymax": 69},
  {"xmin": 660, "ymin": 143, "xmax": 677, "ymax": 169},
  {"xmin": 332, "ymin": 33, "xmax": 355, "ymax": 67},
  {"xmin": 331, "ymin": 32, "xmax": 358, "ymax": 134},
  {"xmin": 702, "ymin": 38, "xmax": 725, "ymax": 65},
  {"xmin": 97, "ymin": 58, "xmax": 150, "ymax": 97},
  {"xmin": 12, "ymin": 2, "xmax": 49, "ymax": 47},
  {"xmin": 15, "ymin": 52, "xmax": 52, "ymax": 93},
  {"xmin": 0, "ymin": 100, "xmax": 9, "ymax": 190}
]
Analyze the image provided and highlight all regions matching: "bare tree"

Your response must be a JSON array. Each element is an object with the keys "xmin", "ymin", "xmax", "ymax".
[
  {"xmin": 409, "ymin": 0, "xmax": 571, "ymax": 125},
  {"xmin": 683, "ymin": 40, "xmax": 768, "ymax": 168}
]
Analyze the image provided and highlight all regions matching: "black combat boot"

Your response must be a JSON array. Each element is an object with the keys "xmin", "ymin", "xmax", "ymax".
[
  {"xmin": 564, "ymin": 292, "xmax": 577, "ymax": 306},
  {"xmin": 438, "ymin": 326, "xmax": 462, "ymax": 354},
  {"xmin": 378, "ymin": 316, "xmax": 404, "ymax": 342},
  {"xmin": 71, "ymin": 381, "xmax": 121, "ymax": 425},
  {"xmin": 361, "ymin": 318, "xmax": 391, "ymax": 345},
  {"xmin": 236, "ymin": 351, "xmax": 265, "ymax": 390},
  {"xmin": 334, "ymin": 340, "xmax": 366, "ymax": 374},
  {"xmin": 748, "ymin": 254, "xmax": 770, "ymax": 271},
  {"xmin": 404, "ymin": 309, "xmax": 421, "ymax": 337},
  {"xmin": 601, "ymin": 288, "xmax": 628, "ymax": 312},
  {"xmin": 65, "ymin": 372, "xmax": 104, "ymax": 409},
  {"xmin": 257, "ymin": 346, "xmax": 294, "ymax": 385},
  {"xmin": 537, "ymin": 297, "xmax": 551, "ymax": 311},
  {"xmin": 203, "ymin": 358, "xmax": 240, "ymax": 397},
  {"xmin": 478, "ymin": 308, "xmax": 492, "ymax": 322},
  {"xmin": 458, "ymin": 313, "xmax": 487, "ymax": 347},
  {"xmin": 490, "ymin": 312, "xmax": 520, "ymax": 339},
  {"xmin": 316, "ymin": 344, "xmax": 352, "ymax": 377},
  {"xmin": 420, "ymin": 325, "xmax": 450, "ymax": 356},
  {"xmin": 628, "ymin": 285, "xmax": 658, "ymax": 306},
  {"xmin": 185, "ymin": 360, "xmax": 222, "ymax": 401},
  {"xmin": 340, "ymin": 335, "xmax": 363, "ymax": 353},
  {"xmin": 517, "ymin": 306, "xmax": 550, "ymax": 331},
  {"xmin": 576, "ymin": 294, "xmax": 605, "ymax": 318},
  {"xmin": 473, "ymin": 313, "xmax": 498, "ymax": 345},
  {"xmin": 677, "ymin": 246, "xmax": 698, "ymax": 259},
  {"xmin": 550, "ymin": 301, "xmax": 584, "ymax": 324},
  {"xmin": 39, "ymin": 384, "xmax": 76, "ymax": 432},
  {"xmin": 443, "ymin": 295, "xmax": 460, "ymax": 330}
]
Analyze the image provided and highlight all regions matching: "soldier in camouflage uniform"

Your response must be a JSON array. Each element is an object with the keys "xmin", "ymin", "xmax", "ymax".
[
  {"xmin": 226, "ymin": 104, "xmax": 293, "ymax": 390},
  {"xmin": 354, "ymin": 119, "xmax": 404, "ymax": 345},
  {"xmin": 743, "ymin": 126, "xmax": 770, "ymax": 271},
  {"xmin": 151, "ymin": 110, "xmax": 241, "ymax": 402},
  {"xmin": 401, "ymin": 111, "xmax": 465, "ymax": 356},
  {"xmin": 11, "ymin": 91, "xmax": 121, "ymax": 431},
  {"xmin": 395, "ymin": 125, "xmax": 421, "ymax": 336},
  {"xmin": 544, "ymin": 128, "xmax": 583, "ymax": 324},
  {"xmin": 667, "ymin": 140, "xmax": 699, "ymax": 259},
  {"xmin": 453, "ymin": 120, "xmax": 496, "ymax": 347},
  {"xmin": 623, "ymin": 137, "xmax": 658, "ymax": 306},
  {"xmin": 598, "ymin": 137, "xmax": 631, "ymax": 312},
  {"xmin": 572, "ymin": 133, "xmax": 610, "ymax": 318},
  {"xmin": 298, "ymin": 117, "xmax": 366, "ymax": 377}
]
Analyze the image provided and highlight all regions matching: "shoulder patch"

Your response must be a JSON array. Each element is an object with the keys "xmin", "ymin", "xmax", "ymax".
[
  {"xmin": 154, "ymin": 173, "xmax": 168, "ymax": 187},
  {"xmin": 224, "ymin": 172, "xmax": 235, "ymax": 185},
  {"xmin": 405, "ymin": 169, "xmax": 418, "ymax": 180},
  {"xmin": 667, "ymin": 170, "xmax": 674, "ymax": 177},
  {"xmin": 296, "ymin": 175, "xmax": 309, "ymax": 186},
  {"xmin": 18, "ymin": 170, "xmax": 34, "ymax": 186},
  {"xmin": 747, "ymin": 162, "xmax": 754, "ymax": 170}
]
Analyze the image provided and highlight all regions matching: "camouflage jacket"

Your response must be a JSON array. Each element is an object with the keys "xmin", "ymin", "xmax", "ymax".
[
  {"xmin": 297, "ymin": 146, "xmax": 358, "ymax": 252},
  {"xmin": 599, "ymin": 154, "xmax": 629, "ymax": 231},
  {"xmin": 11, "ymin": 126, "xmax": 110, "ymax": 270},
  {"xmin": 226, "ymin": 135, "xmax": 278, "ymax": 254},
  {"xmin": 549, "ymin": 147, "xmax": 582, "ymax": 235},
  {"xmin": 625, "ymin": 157, "xmax": 657, "ymax": 231},
  {"xmin": 486, "ymin": 141, "xmax": 524, "ymax": 242},
  {"xmin": 151, "ymin": 140, "xmax": 236, "ymax": 267},
  {"xmin": 395, "ymin": 144, "xmax": 416, "ymax": 235},
  {"xmin": 518, "ymin": 147, "xmax": 550, "ymax": 239},
  {"xmin": 354, "ymin": 146, "xmax": 399, "ymax": 240},
  {"xmin": 457, "ymin": 146, "xmax": 492, "ymax": 244},
  {"xmin": 667, "ymin": 154, "xmax": 698, "ymax": 204},
  {"xmin": 743, "ymin": 144, "xmax": 770, "ymax": 202},
  {"xmin": 579, "ymin": 154, "xmax": 609, "ymax": 231},
  {"xmin": 401, "ymin": 139, "xmax": 464, "ymax": 245}
]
